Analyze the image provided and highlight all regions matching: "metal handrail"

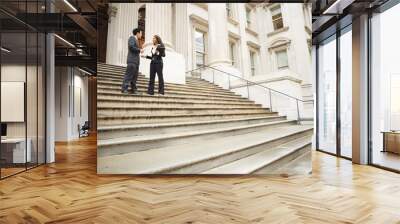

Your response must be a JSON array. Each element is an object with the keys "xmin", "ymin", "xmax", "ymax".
[
  {"xmin": 186, "ymin": 64, "xmax": 314, "ymax": 122},
  {"xmin": 186, "ymin": 65, "xmax": 313, "ymax": 103}
]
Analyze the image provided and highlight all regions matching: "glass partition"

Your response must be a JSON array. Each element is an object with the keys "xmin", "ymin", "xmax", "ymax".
[
  {"xmin": 0, "ymin": 1, "xmax": 46, "ymax": 179},
  {"xmin": 370, "ymin": 3, "xmax": 400, "ymax": 171},
  {"xmin": 339, "ymin": 26, "xmax": 352, "ymax": 158},
  {"xmin": 1, "ymin": 31, "xmax": 28, "ymax": 178},
  {"xmin": 317, "ymin": 35, "xmax": 337, "ymax": 155}
]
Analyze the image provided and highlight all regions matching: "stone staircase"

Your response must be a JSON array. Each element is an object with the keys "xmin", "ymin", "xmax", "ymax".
[{"xmin": 97, "ymin": 63, "xmax": 313, "ymax": 175}]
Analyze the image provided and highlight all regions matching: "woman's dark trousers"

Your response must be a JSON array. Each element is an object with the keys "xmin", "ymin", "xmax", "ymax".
[{"xmin": 148, "ymin": 62, "xmax": 164, "ymax": 95}]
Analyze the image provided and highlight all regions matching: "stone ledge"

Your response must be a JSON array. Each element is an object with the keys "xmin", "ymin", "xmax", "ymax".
[
  {"xmin": 228, "ymin": 17, "xmax": 239, "ymax": 26},
  {"xmin": 246, "ymin": 27, "xmax": 259, "ymax": 37},
  {"xmin": 267, "ymin": 27, "xmax": 289, "ymax": 37}
]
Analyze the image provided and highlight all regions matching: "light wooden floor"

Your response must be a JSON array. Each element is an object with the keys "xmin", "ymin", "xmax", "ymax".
[
  {"xmin": 373, "ymin": 150, "xmax": 400, "ymax": 171},
  {"xmin": 0, "ymin": 135, "xmax": 400, "ymax": 224}
]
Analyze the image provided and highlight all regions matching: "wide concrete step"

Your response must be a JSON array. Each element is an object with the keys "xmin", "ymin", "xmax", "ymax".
[
  {"xmin": 98, "ymin": 111, "xmax": 278, "ymax": 126},
  {"xmin": 97, "ymin": 91, "xmax": 253, "ymax": 103},
  {"xmin": 98, "ymin": 73, "xmax": 219, "ymax": 90},
  {"xmin": 97, "ymin": 96, "xmax": 260, "ymax": 106},
  {"xmin": 97, "ymin": 65, "xmax": 202, "ymax": 80},
  {"xmin": 98, "ymin": 75, "xmax": 223, "ymax": 91},
  {"xmin": 97, "ymin": 69, "xmax": 211, "ymax": 83},
  {"xmin": 97, "ymin": 94, "xmax": 254, "ymax": 105},
  {"xmin": 97, "ymin": 65, "xmax": 207, "ymax": 85},
  {"xmin": 98, "ymin": 120, "xmax": 296, "ymax": 157},
  {"xmin": 202, "ymin": 136, "xmax": 311, "ymax": 174},
  {"xmin": 98, "ymin": 63, "xmax": 126, "ymax": 70},
  {"xmin": 97, "ymin": 125, "xmax": 313, "ymax": 174},
  {"xmin": 262, "ymin": 147, "xmax": 312, "ymax": 175},
  {"xmin": 97, "ymin": 88, "xmax": 245, "ymax": 101},
  {"xmin": 98, "ymin": 116, "xmax": 286, "ymax": 140},
  {"xmin": 98, "ymin": 106, "xmax": 270, "ymax": 117},
  {"xmin": 97, "ymin": 100, "xmax": 262, "ymax": 110},
  {"xmin": 97, "ymin": 98, "xmax": 263, "ymax": 109},
  {"xmin": 97, "ymin": 84, "xmax": 237, "ymax": 98},
  {"xmin": 97, "ymin": 79, "xmax": 233, "ymax": 95}
]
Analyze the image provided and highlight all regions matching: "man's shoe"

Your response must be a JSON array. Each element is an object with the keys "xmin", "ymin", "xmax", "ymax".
[{"xmin": 121, "ymin": 90, "xmax": 129, "ymax": 94}]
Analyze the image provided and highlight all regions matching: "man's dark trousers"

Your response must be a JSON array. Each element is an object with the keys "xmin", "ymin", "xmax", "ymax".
[{"xmin": 122, "ymin": 63, "xmax": 139, "ymax": 92}]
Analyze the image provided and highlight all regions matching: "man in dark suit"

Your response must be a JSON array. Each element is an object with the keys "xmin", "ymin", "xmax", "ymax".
[{"xmin": 121, "ymin": 28, "xmax": 143, "ymax": 94}]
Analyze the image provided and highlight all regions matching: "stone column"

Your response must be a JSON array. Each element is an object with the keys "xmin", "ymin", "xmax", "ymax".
[
  {"xmin": 203, "ymin": 3, "xmax": 241, "ymax": 86},
  {"xmin": 144, "ymin": 3, "xmax": 173, "ymax": 49},
  {"xmin": 46, "ymin": 0, "xmax": 55, "ymax": 163},
  {"xmin": 352, "ymin": 14, "xmax": 369, "ymax": 165},
  {"xmin": 139, "ymin": 3, "xmax": 185, "ymax": 84},
  {"xmin": 207, "ymin": 3, "xmax": 230, "ymax": 66},
  {"xmin": 174, "ymin": 3, "xmax": 189, "ymax": 69},
  {"xmin": 106, "ymin": 3, "xmax": 137, "ymax": 66}
]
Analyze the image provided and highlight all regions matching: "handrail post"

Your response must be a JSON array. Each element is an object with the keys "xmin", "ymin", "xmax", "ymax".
[
  {"xmin": 269, "ymin": 89, "xmax": 272, "ymax": 112},
  {"xmin": 228, "ymin": 76, "xmax": 231, "ymax": 90},
  {"xmin": 246, "ymin": 81, "xmax": 250, "ymax": 98},
  {"xmin": 200, "ymin": 69, "xmax": 202, "ymax": 79},
  {"xmin": 212, "ymin": 70, "xmax": 215, "ymax": 84},
  {"xmin": 296, "ymin": 99, "xmax": 300, "ymax": 124}
]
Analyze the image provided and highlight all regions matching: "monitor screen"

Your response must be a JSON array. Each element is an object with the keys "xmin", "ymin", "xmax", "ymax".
[{"xmin": 1, "ymin": 123, "xmax": 7, "ymax": 137}]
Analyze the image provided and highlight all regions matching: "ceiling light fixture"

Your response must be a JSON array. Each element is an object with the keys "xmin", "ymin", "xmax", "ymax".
[
  {"xmin": 323, "ymin": 0, "xmax": 354, "ymax": 15},
  {"xmin": 78, "ymin": 67, "xmax": 93, "ymax": 76},
  {"xmin": 63, "ymin": 0, "xmax": 78, "ymax": 12},
  {"xmin": 54, "ymin": 34, "xmax": 75, "ymax": 48},
  {"xmin": 1, "ymin": 47, "xmax": 11, "ymax": 53},
  {"xmin": 323, "ymin": 0, "xmax": 343, "ymax": 14}
]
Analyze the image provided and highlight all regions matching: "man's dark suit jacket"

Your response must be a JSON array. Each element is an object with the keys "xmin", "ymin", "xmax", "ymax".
[{"xmin": 127, "ymin": 36, "xmax": 141, "ymax": 65}]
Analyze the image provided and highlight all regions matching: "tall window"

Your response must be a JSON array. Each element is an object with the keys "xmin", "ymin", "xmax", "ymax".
[
  {"xmin": 271, "ymin": 5, "xmax": 284, "ymax": 30},
  {"xmin": 317, "ymin": 36, "xmax": 337, "ymax": 155},
  {"xmin": 390, "ymin": 75, "xmax": 400, "ymax": 130},
  {"xmin": 303, "ymin": 4, "xmax": 311, "ymax": 27},
  {"xmin": 226, "ymin": 3, "xmax": 233, "ymax": 19},
  {"xmin": 276, "ymin": 50, "xmax": 289, "ymax": 69},
  {"xmin": 246, "ymin": 8, "xmax": 251, "ymax": 28},
  {"xmin": 339, "ymin": 28, "xmax": 352, "ymax": 158},
  {"xmin": 229, "ymin": 41, "xmax": 236, "ymax": 67},
  {"xmin": 194, "ymin": 30, "xmax": 206, "ymax": 68},
  {"xmin": 370, "ymin": 4, "xmax": 400, "ymax": 171},
  {"xmin": 250, "ymin": 51, "xmax": 256, "ymax": 76}
]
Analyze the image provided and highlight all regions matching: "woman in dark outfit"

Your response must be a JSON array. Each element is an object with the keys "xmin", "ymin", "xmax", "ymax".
[{"xmin": 143, "ymin": 35, "xmax": 165, "ymax": 95}]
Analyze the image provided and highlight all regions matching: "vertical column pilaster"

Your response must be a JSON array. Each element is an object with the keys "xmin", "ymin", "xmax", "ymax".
[
  {"xmin": 352, "ymin": 14, "xmax": 369, "ymax": 164},
  {"xmin": 207, "ymin": 3, "xmax": 230, "ymax": 66}
]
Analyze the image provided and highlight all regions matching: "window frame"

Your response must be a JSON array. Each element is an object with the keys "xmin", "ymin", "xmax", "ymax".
[
  {"xmin": 271, "ymin": 5, "xmax": 284, "ymax": 31},
  {"xmin": 246, "ymin": 7, "xmax": 252, "ymax": 28},
  {"xmin": 226, "ymin": 3, "xmax": 234, "ymax": 19},
  {"xmin": 194, "ymin": 29, "xmax": 207, "ymax": 68},
  {"xmin": 276, "ymin": 49, "xmax": 289, "ymax": 69},
  {"xmin": 249, "ymin": 50, "xmax": 256, "ymax": 76}
]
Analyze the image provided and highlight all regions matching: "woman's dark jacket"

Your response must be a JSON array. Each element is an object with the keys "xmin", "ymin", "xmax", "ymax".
[{"xmin": 146, "ymin": 45, "xmax": 165, "ymax": 63}]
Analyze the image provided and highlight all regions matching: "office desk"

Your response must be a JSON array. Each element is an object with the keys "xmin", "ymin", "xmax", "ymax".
[
  {"xmin": 382, "ymin": 131, "xmax": 400, "ymax": 155},
  {"xmin": 1, "ymin": 138, "xmax": 31, "ymax": 163}
]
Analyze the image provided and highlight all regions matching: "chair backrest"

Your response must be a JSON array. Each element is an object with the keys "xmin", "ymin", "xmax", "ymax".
[{"xmin": 82, "ymin": 121, "xmax": 90, "ymax": 129}]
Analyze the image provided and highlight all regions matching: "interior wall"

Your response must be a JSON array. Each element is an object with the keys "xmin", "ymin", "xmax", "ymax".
[
  {"xmin": 1, "ymin": 64, "xmax": 37, "ymax": 138},
  {"xmin": 54, "ymin": 67, "xmax": 89, "ymax": 141},
  {"xmin": 88, "ymin": 76, "xmax": 97, "ymax": 132}
]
